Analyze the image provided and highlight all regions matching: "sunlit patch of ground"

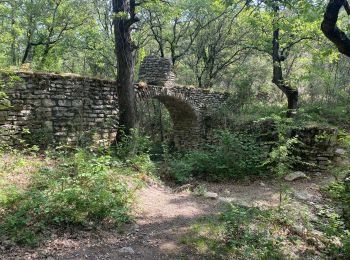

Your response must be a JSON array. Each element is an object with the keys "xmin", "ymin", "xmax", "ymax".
[{"xmin": 0, "ymin": 153, "xmax": 347, "ymax": 259}]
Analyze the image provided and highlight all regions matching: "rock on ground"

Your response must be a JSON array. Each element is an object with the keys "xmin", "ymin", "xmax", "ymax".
[
  {"xmin": 285, "ymin": 171, "xmax": 308, "ymax": 182},
  {"xmin": 118, "ymin": 247, "xmax": 135, "ymax": 254}
]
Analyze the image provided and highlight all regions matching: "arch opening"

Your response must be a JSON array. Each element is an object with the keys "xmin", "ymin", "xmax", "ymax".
[
  {"xmin": 155, "ymin": 95, "xmax": 200, "ymax": 149},
  {"xmin": 138, "ymin": 94, "xmax": 201, "ymax": 150}
]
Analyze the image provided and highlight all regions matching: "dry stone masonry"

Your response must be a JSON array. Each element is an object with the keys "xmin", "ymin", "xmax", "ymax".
[
  {"xmin": 137, "ymin": 55, "xmax": 229, "ymax": 148},
  {"xmin": 0, "ymin": 62, "xmax": 228, "ymax": 149},
  {"xmin": 136, "ymin": 84, "xmax": 229, "ymax": 149},
  {"xmin": 138, "ymin": 56, "xmax": 176, "ymax": 87},
  {"xmin": 0, "ymin": 56, "xmax": 342, "ymax": 170},
  {"xmin": 292, "ymin": 126, "xmax": 339, "ymax": 172},
  {"xmin": 0, "ymin": 71, "xmax": 118, "ymax": 147}
]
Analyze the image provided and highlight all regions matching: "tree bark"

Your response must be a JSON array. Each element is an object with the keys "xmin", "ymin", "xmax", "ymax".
[
  {"xmin": 272, "ymin": 29, "xmax": 298, "ymax": 111},
  {"xmin": 22, "ymin": 42, "xmax": 32, "ymax": 64},
  {"xmin": 321, "ymin": 0, "xmax": 350, "ymax": 57},
  {"xmin": 10, "ymin": 10, "xmax": 17, "ymax": 65},
  {"xmin": 39, "ymin": 44, "xmax": 51, "ymax": 69},
  {"xmin": 158, "ymin": 100, "xmax": 164, "ymax": 142},
  {"xmin": 112, "ymin": 0, "xmax": 138, "ymax": 137}
]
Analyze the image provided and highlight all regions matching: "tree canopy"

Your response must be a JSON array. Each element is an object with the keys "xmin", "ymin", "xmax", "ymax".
[{"xmin": 0, "ymin": 0, "xmax": 349, "ymax": 111}]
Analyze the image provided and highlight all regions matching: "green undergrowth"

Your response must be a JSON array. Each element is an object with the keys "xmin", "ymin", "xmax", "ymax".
[
  {"xmin": 0, "ymin": 144, "xmax": 156, "ymax": 247},
  {"xmin": 222, "ymin": 101, "xmax": 350, "ymax": 129},
  {"xmin": 324, "ymin": 132, "xmax": 350, "ymax": 229},
  {"xmin": 323, "ymin": 133, "xmax": 350, "ymax": 229},
  {"xmin": 0, "ymin": 70, "xmax": 23, "ymax": 110},
  {"xmin": 326, "ymin": 176, "xmax": 350, "ymax": 228},
  {"xmin": 162, "ymin": 121, "xmax": 307, "ymax": 184},
  {"xmin": 162, "ymin": 130, "xmax": 269, "ymax": 184},
  {"xmin": 182, "ymin": 202, "xmax": 350, "ymax": 259}
]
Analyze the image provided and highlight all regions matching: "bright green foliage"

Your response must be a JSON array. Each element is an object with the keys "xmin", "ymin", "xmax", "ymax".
[
  {"xmin": 0, "ymin": 0, "xmax": 347, "ymax": 109},
  {"xmin": 0, "ymin": 0, "xmax": 115, "ymax": 77},
  {"xmin": 326, "ymin": 179, "xmax": 350, "ymax": 230},
  {"xmin": 262, "ymin": 116, "xmax": 304, "ymax": 177},
  {"xmin": 0, "ymin": 71, "xmax": 23, "ymax": 110},
  {"xmin": 184, "ymin": 202, "xmax": 349, "ymax": 259},
  {"xmin": 182, "ymin": 204, "xmax": 288, "ymax": 259},
  {"xmin": 221, "ymin": 204, "xmax": 284, "ymax": 259},
  {"xmin": 0, "ymin": 150, "xmax": 134, "ymax": 246},
  {"xmin": 166, "ymin": 130, "xmax": 268, "ymax": 183},
  {"xmin": 325, "ymin": 132, "xmax": 350, "ymax": 229}
]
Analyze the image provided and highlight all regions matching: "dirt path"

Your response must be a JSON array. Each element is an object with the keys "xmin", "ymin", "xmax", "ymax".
[{"xmin": 1, "ymin": 174, "xmax": 335, "ymax": 260}]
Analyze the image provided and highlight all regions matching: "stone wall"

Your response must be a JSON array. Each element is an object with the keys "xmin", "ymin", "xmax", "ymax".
[
  {"xmin": 136, "ymin": 84, "xmax": 229, "ymax": 149},
  {"xmin": 0, "ymin": 71, "xmax": 118, "ymax": 147},
  {"xmin": 138, "ymin": 56, "xmax": 176, "ymax": 87},
  {"xmin": 0, "ymin": 70, "xmax": 230, "ymax": 149},
  {"xmin": 231, "ymin": 120, "xmax": 340, "ymax": 172},
  {"xmin": 292, "ymin": 126, "xmax": 339, "ymax": 172},
  {"xmin": 0, "ymin": 68, "xmax": 341, "ymax": 169}
]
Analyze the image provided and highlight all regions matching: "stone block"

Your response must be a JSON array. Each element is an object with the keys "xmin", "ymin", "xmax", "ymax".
[
  {"xmin": 42, "ymin": 99, "xmax": 55, "ymax": 107},
  {"xmin": 72, "ymin": 100, "xmax": 83, "ymax": 107},
  {"xmin": 95, "ymin": 118, "xmax": 104, "ymax": 123},
  {"xmin": 58, "ymin": 100, "xmax": 72, "ymax": 107}
]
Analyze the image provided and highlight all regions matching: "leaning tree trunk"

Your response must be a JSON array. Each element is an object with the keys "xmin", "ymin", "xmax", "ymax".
[
  {"xmin": 322, "ymin": 1, "xmax": 350, "ymax": 225},
  {"xmin": 272, "ymin": 26, "xmax": 298, "ymax": 117},
  {"xmin": 38, "ymin": 44, "xmax": 51, "ymax": 69},
  {"xmin": 22, "ymin": 41, "xmax": 32, "ymax": 64},
  {"xmin": 112, "ymin": 0, "xmax": 138, "ymax": 137},
  {"xmin": 321, "ymin": 0, "xmax": 350, "ymax": 57}
]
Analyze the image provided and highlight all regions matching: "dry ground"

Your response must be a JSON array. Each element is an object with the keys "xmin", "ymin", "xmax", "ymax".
[{"xmin": 0, "ymin": 172, "xmax": 336, "ymax": 260}]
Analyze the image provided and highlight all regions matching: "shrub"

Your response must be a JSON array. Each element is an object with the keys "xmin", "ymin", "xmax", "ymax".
[
  {"xmin": 326, "ymin": 174, "xmax": 350, "ymax": 228},
  {"xmin": 115, "ymin": 128, "xmax": 152, "ymax": 159},
  {"xmin": 296, "ymin": 102, "xmax": 350, "ymax": 128},
  {"xmin": 184, "ymin": 203, "xmax": 348, "ymax": 259},
  {"xmin": 183, "ymin": 204, "xmax": 285, "ymax": 259},
  {"xmin": 325, "ymin": 131, "xmax": 350, "ymax": 227},
  {"xmin": 0, "ymin": 150, "xmax": 134, "ymax": 247},
  {"xmin": 221, "ymin": 204, "xmax": 284, "ymax": 259},
  {"xmin": 167, "ymin": 130, "xmax": 268, "ymax": 183}
]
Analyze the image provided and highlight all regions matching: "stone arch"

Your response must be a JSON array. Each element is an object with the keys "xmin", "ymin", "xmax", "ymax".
[
  {"xmin": 136, "ymin": 55, "xmax": 230, "ymax": 149},
  {"xmin": 153, "ymin": 95, "xmax": 201, "ymax": 150}
]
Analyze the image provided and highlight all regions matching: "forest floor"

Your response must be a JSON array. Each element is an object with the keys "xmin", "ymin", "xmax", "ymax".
[{"xmin": 1, "ymin": 172, "xmax": 338, "ymax": 260}]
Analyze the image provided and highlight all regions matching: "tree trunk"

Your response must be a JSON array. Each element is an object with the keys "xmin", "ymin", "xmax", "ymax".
[
  {"xmin": 22, "ymin": 42, "xmax": 32, "ymax": 64},
  {"xmin": 10, "ymin": 17, "xmax": 16, "ymax": 65},
  {"xmin": 112, "ymin": 0, "xmax": 138, "ymax": 137},
  {"xmin": 38, "ymin": 44, "xmax": 51, "ymax": 69},
  {"xmin": 159, "ymin": 45, "xmax": 165, "ymax": 58},
  {"xmin": 158, "ymin": 100, "xmax": 164, "ymax": 142},
  {"xmin": 321, "ymin": 0, "xmax": 350, "ymax": 57},
  {"xmin": 197, "ymin": 76, "xmax": 203, "ymax": 88},
  {"xmin": 272, "ymin": 19, "xmax": 298, "ymax": 116}
]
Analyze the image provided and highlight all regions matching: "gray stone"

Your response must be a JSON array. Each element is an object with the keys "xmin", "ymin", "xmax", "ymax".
[
  {"xmin": 118, "ymin": 247, "xmax": 135, "ymax": 254},
  {"xmin": 293, "ymin": 190, "xmax": 315, "ymax": 201},
  {"xmin": 58, "ymin": 100, "xmax": 72, "ymax": 107},
  {"xmin": 317, "ymin": 157, "xmax": 329, "ymax": 161},
  {"xmin": 42, "ymin": 99, "xmax": 55, "ymax": 107},
  {"xmin": 139, "ymin": 56, "xmax": 176, "ymax": 87},
  {"xmin": 219, "ymin": 197, "xmax": 235, "ymax": 203},
  {"xmin": 43, "ymin": 121, "xmax": 53, "ymax": 131},
  {"xmin": 284, "ymin": 171, "xmax": 308, "ymax": 181},
  {"xmin": 335, "ymin": 148, "xmax": 347, "ymax": 155},
  {"xmin": 72, "ymin": 100, "xmax": 83, "ymax": 107},
  {"xmin": 204, "ymin": 192, "xmax": 219, "ymax": 199}
]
